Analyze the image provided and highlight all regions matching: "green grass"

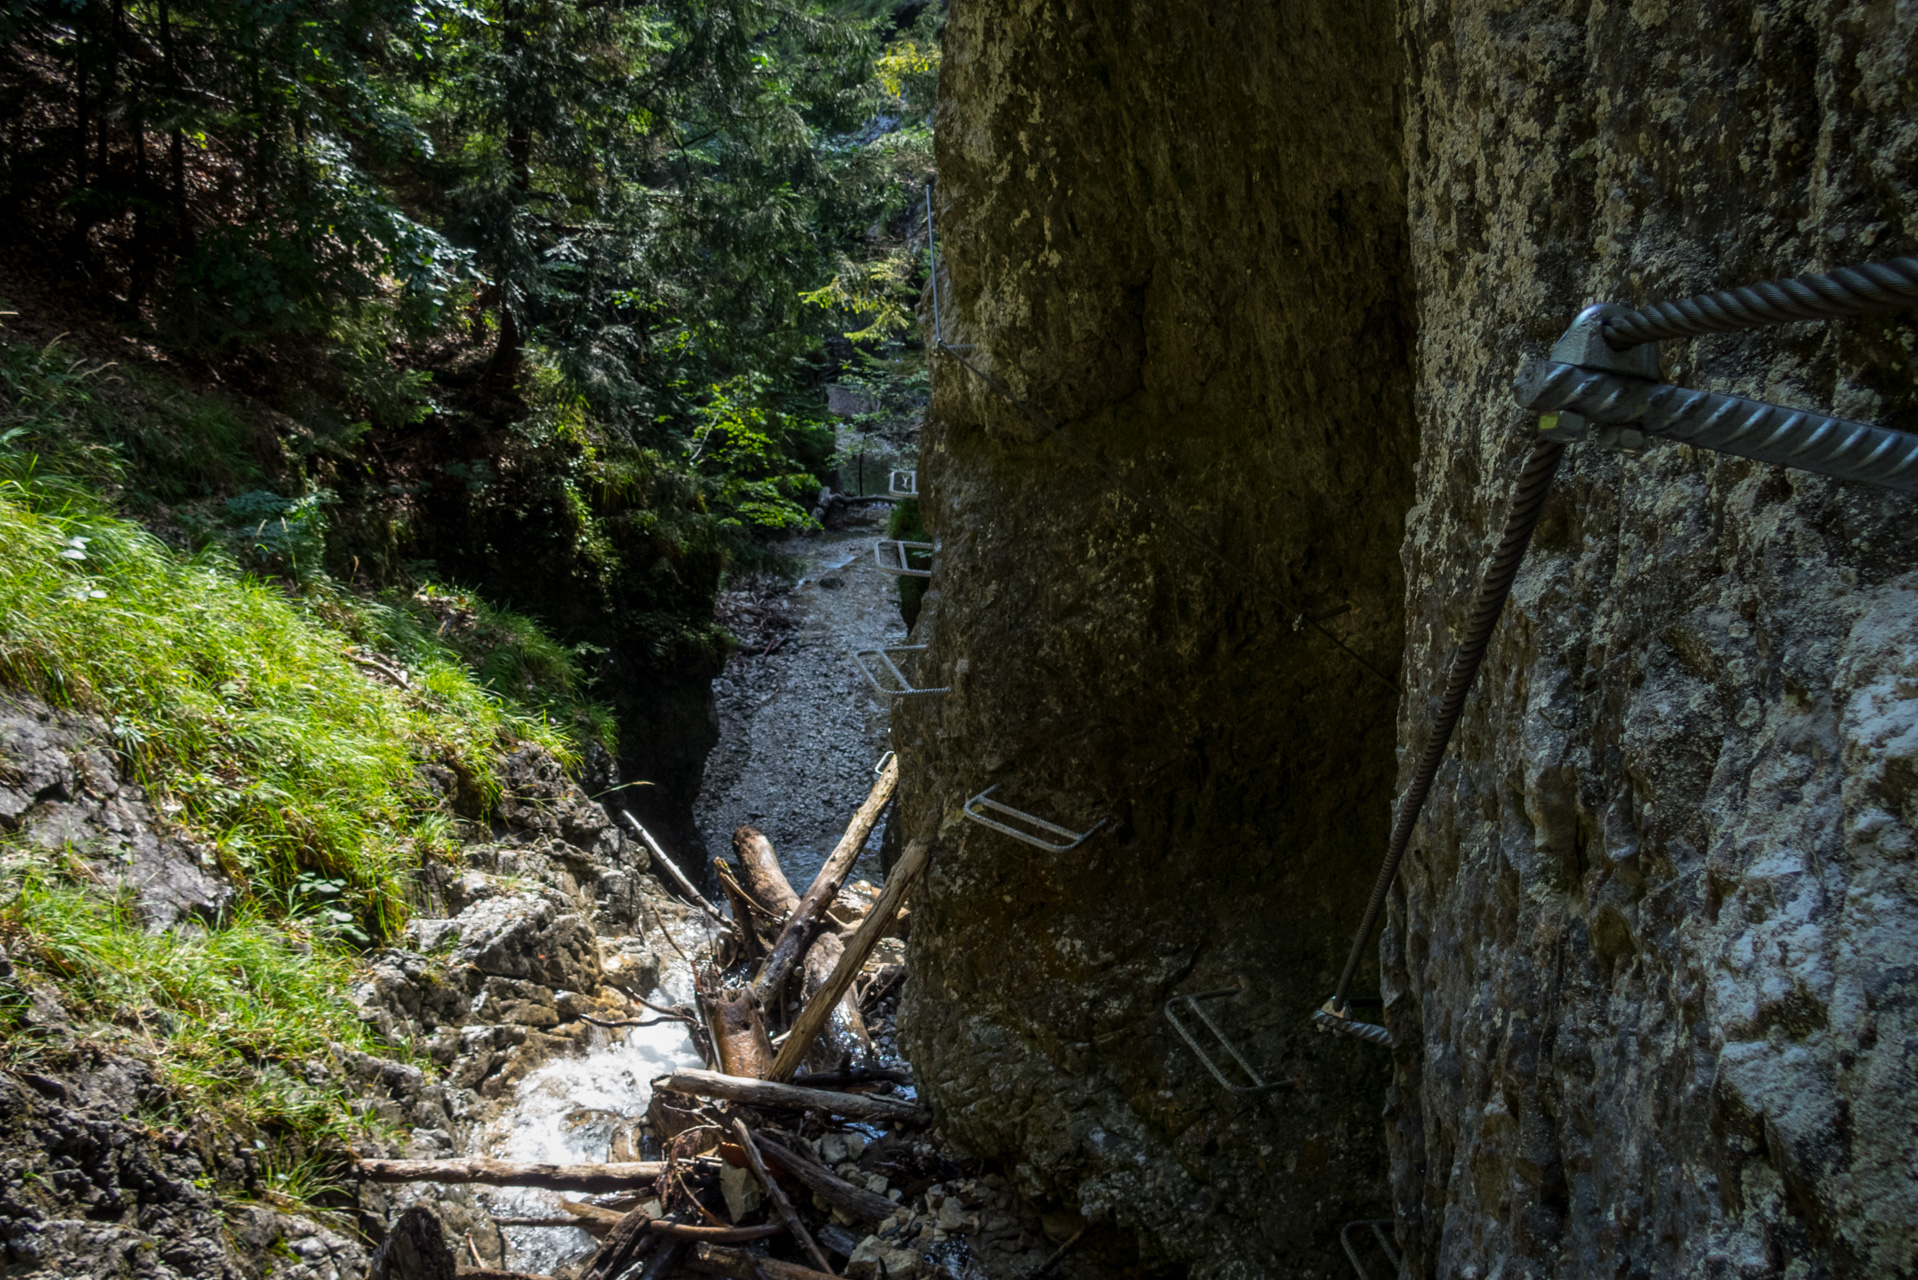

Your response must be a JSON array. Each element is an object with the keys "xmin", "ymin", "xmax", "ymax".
[
  {"xmin": 0, "ymin": 329, "xmax": 623, "ymax": 1167},
  {"xmin": 0, "ymin": 864, "xmax": 377, "ymax": 1144}
]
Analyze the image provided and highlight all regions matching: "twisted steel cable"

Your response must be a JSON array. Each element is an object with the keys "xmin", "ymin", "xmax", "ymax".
[
  {"xmin": 1603, "ymin": 257, "xmax": 1918, "ymax": 348},
  {"xmin": 1518, "ymin": 359, "xmax": 1918, "ymax": 494},
  {"xmin": 1324, "ymin": 436, "xmax": 1567, "ymax": 1029}
]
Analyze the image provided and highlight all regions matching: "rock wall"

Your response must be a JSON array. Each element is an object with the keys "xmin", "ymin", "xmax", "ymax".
[
  {"xmin": 1386, "ymin": 2, "xmax": 1918, "ymax": 1276},
  {"xmin": 904, "ymin": 0, "xmax": 1918, "ymax": 1275},
  {"xmin": 896, "ymin": 2, "xmax": 1417, "ymax": 1275}
]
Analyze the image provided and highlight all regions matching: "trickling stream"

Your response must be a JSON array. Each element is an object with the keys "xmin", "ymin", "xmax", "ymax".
[{"xmin": 472, "ymin": 518, "xmax": 907, "ymax": 1275}]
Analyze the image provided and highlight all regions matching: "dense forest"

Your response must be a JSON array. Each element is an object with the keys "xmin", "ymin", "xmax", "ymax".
[
  {"xmin": 0, "ymin": 0, "xmax": 938, "ymax": 1184},
  {"xmin": 0, "ymin": 0, "xmax": 939, "ymax": 787}
]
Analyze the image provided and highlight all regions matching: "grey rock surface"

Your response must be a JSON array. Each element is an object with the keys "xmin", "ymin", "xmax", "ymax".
[
  {"xmin": 897, "ymin": 2, "xmax": 1416, "ymax": 1276},
  {"xmin": 0, "ymin": 694, "xmax": 231, "ymax": 927},
  {"xmin": 1384, "ymin": 3, "xmax": 1918, "ymax": 1276}
]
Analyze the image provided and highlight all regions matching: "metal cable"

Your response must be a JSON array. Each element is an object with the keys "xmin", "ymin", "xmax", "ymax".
[
  {"xmin": 1518, "ymin": 359, "xmax": 1918, "ymax": 494},
  {"xmin": 1602, "ymin": 257, "xmax": 1918, "ymax": 348},
  {"xmin": 1328, "ymin": 436, "xmax": 1567, "ymax": 1014},
  {"xmin": 923, "ymin": 194, "xmax": 1400, "ymax": 695}
]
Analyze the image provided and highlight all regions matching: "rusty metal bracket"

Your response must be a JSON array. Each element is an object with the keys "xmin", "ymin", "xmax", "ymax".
[
  {"xmin": 874, "ymin": 539, "xmax": 934, "ymax": 578},
  {"xmin": 1339, "ymin": 1219, "xmax": 1404, "ymax": 1280},
  {"xmin": 854, "ymin": 645, "xmax": 950, "ymax": 699},
  {"xmin": 962, "ymin": 784, "xmax": 1104, "ymax": 852},
  {"xmin": 1164, "ymin": 987, "xmax": 1288, "ymax": 1096},
  {"xmin": 889, "ymin": 469, "xmax": 918, "ymax": 497}
]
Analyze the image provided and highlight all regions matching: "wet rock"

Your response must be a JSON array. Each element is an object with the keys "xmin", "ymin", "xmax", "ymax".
[
  {"xmin": 719, "ymin": 1163, "xmax": 763, "ymax": 1221},
  {"xmin": 848, "ymin": 1233, "xmax": 928, "ymax": 1280},
  {"xmin": 445, "ymin": 892, "xmax": 601, "ymax": 990},
  {"xmin": 366, "ymin": 1205, "xmax": 457, "ymax": 1280}
]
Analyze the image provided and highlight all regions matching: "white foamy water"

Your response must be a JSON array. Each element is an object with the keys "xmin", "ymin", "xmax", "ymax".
[{"xmin": 480, "ymin": 1014, "xmax": 706, "ymax": 1272}]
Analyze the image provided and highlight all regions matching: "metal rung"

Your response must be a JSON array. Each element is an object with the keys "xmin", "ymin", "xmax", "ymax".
[
  {"xmin": 854, "ymin": 645, "xmax": 950, "ymax": 698},
  {"xmin": 1313, "ymin": 998, "xmax": 1396, "ymax": 1048},
  {"xmin": 889, "ymin": 470, "xmax": 917, "ymax": 497},
  {"xmin": 1340, "ymin": 1219, "xmax": 1404, "ymax": 1280},
  {"xmin": 874, "ymin": 539, "xmax": 934, "ymax": 578},
  {"xmin": 872, "ymin": 749, "xmax": 896, "ymax": 776},
  {"xmin": 1164, "ymin": 988, "xmax": 1288, "ymax": 1095},
  {"xmin": 961, "ymin": 784, "xmax": 1104, "ymax": 852}
]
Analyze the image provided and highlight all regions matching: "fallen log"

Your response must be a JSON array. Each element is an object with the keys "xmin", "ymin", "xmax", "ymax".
[
  {"xmin": 618, "ymin": 810, "xmax": 723, "ymax": 919},
  {"xmin": 789, "ymin": 1066, "xmax": 912, "ymax": 1089},
  {"xmin": 357, "ymin": 1157, "xmax": 663, "ymax": 1193},
  {"xmin": 689, "ymin": 1243, "xmax": 842, "ymax": 1280},
  {"xmin": 770, "ymin": 838, "xmax": 930, "ymax": 1081},
  {"xmin": 758, "ymin": 1137, "xmax": 897, "ymax": 1224},
  {"xmin": 732, "ymin": 826, "xmax": 799, "ymax": 916},
  {"xmin": 699, "ymin": 983, "xmax": 776, "ymax": 1080},
  {"xmin": 733, "ymin": 1118, "xmax": 835, "ymax": 1275},
  {"xmin": 797, "ymin": 930, "xmax": 871, "ymax": 1075},
  {"xmin": 577, "ymin": 1209, "xmax": 660, "ymax": 1280},
  {"xmin": 655, "ymin": 1069, "xmax": 927, "ymax": 1124},
  {"xmin": 752, "ymin": 756, "xmax": 897, "ymax": 1005}
]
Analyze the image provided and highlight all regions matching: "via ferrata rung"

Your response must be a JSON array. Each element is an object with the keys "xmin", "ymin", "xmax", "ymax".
[
  {"xmin": 961, "ymin": 784, "xmax": 1104, "ymax": 852},
  {"xmin": 874, "ymin": 538, "xmax": 934, "ymax": 578},
  {"xmin": 1164, "ymin": 987, "xmax": 1290, "ymax": 1096}
]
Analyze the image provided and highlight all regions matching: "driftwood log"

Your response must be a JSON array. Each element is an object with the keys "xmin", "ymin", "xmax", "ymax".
[
  {"xmin": 752, "ymin": 756, "xmax": 897, "ymax": 1005},
  {"xmin": 358, "ymin": 1157, "xmax": 663, "ymax": 1192},
  {"xmin": 770, "ymin": 838, "xmax": 930, "ymax": 1080},
  {"xmin": 656, "ymin": 1069, "xmax": 927, "ymax": 1124},
  {"xmin": 758, "ymin": 1137, "xmax": 898, "ymax": 1224},
  {"xmin": 698, "ymin": 982, "xmax": 776, "ymax": 1080},
  {"xmin": 576, "ymin": 1209, "xmax": 658, "ymax": 1280},
  {"xmin": 731, "ymin": 826, "xmax": 799, "ymax": 916},
  {"xmin": 689, "ymin": 1244, "xmax": 842, "ymax": 1280},
  {"xmin": 733, "ymin": 1118, "xmax": 834, "ymax": 1275},
  {"xmin": 797, "ymin": 930, "xmax": 872, "ymax": 1074}
]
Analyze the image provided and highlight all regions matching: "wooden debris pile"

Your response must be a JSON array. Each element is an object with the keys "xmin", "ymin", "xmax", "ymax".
[{"xmin": 363, "ymin": 755, "xmax": 968, "ymax": 1279}]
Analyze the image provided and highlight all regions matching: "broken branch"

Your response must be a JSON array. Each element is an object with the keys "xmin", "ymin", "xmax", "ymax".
[
  {"xmin": 732, "ymin": 1118, "xmax": 835, "ymax": 1276},
  {"xmin": 655, "ymin": 1068, "xmax": 927, "ymax": 1124},
  {"xmin": 758, "ymin": 1136, "xmax": 897, "ymax": 1224},
  {"xmin": 620, "ymin": 811, "xmax": 723, "ymax": 918},
  {"xmin": 357, "ymin": 1157, "xmax": 663, "ymax": 1192},
  {"xmin": 752, "ymin": 755, "xmax": 897, "ymax": 1004},
  {"xmin": 770, "ymin": 838, "xmax": 930, "ymax": 1081}
]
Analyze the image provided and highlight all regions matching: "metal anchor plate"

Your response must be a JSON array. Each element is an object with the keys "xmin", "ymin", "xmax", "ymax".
[
  {"xmin": 854, "ymin": 645, "xmax": 950, "ymax": 698},
  {"xmin": 1164, "ymin": 987, "xmax": 1289, "ymax": 1095},
  {"xmin": 961, "ymin": 784, "xmax": 1104, "ymax": 852},
  {"xmin": 874, "ymin": 539, "xmax": 934, "ymax": 578}
]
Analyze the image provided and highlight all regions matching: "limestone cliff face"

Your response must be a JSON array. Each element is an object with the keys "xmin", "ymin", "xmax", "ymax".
[
  {"xmin": 1387, "ymin": 3, "xmax": 1918, "ymax": 1276},
  {"xmin": 902, "ymin": 0, "xmax": 1918, "ymax": 1276},
  {"xmin": 895, "ymin": 2, "xmax": 1416, "ymax": 1275}
]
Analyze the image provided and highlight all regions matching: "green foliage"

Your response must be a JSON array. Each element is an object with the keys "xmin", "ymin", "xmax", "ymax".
[
  {"xmin": 686, "ymin": 375, "xmax": 829, "ymax": 535},
  {"xmin": 887, "ymin": 494, "xmax": 927, "ymax": 628},
  {"xmin": 0, "ymin": 862, "xmax": 378, "ymax": 1143},
  {"xmin": 0, "ymin": 458, "xmax": 574, "ymax": 936}
]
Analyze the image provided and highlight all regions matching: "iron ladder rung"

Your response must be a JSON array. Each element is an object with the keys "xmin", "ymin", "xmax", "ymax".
[{"xmin": 961, "ymin": 784, "xmax": 1104, "ymax": 852}]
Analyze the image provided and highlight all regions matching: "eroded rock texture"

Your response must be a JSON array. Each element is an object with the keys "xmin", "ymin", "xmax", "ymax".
[
  {"xmin": 1385, "ymin": 2, "xmax": 1918, "ymax": 1276},
  {"xmin": 896, "ymin": 2, "xmax": 1416, "ymax": 1275}
]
